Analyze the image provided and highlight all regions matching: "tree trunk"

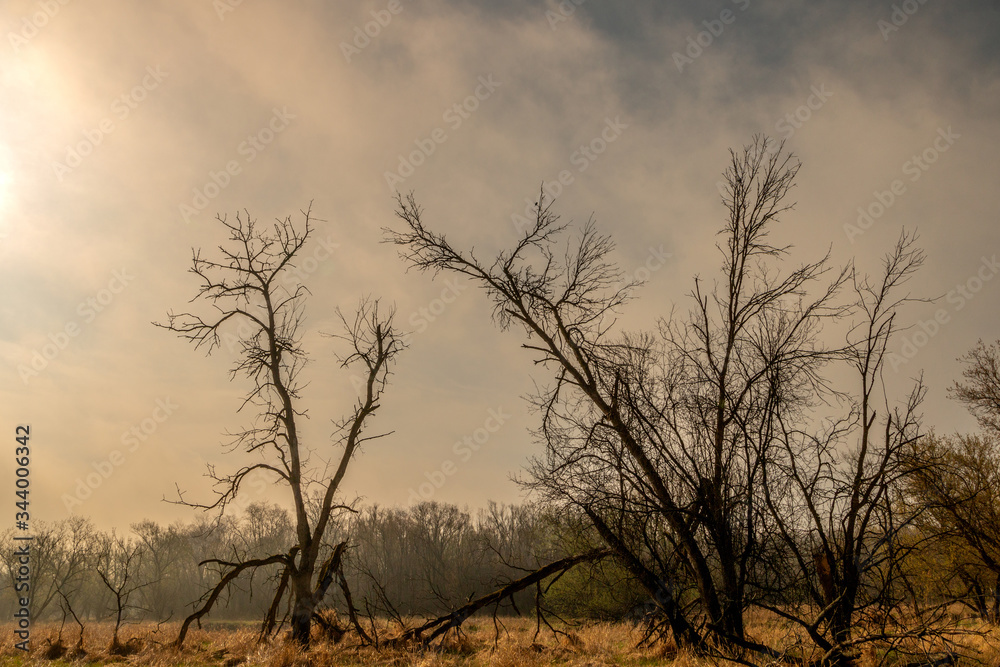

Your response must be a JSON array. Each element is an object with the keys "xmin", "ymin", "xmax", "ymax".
[
  {"xmin": 829, "ymin": 582, "xmax": 858, "ymax": 652},
  {"xmin": 701, "ymin": 478, "xmax": 745, "ymax": 642},
  {"xmin": 968, "ymin": 577, "xmax": 989, "ymax": 621},
  {"xmin": 389, "ymin": 549, "xmax": 612, "ymax": 647},
  {"xmin": 584, "ymin": 507, "xmax": 702, "ymax": 648},
  {"xmin": 290, "ymin": 573, "xmax": 315, "ymax": 647},
  {"xmin": 991, "ymin": 575, "xmax": 1000, "ymax": 625}
]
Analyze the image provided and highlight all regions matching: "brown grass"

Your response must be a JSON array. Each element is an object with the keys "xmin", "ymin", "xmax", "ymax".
[{"xmin": 0, "ymin": 616, "xmax": 998, "ymax": 666}]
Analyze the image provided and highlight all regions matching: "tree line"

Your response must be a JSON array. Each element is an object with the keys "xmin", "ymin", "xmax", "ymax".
[{"xmin": 0, "ymin": 501, "xmax": 645, "ymax": 633}]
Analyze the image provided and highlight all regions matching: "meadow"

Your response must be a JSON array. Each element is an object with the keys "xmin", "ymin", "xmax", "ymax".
[{"xmin": 1, "ymin": 615, "xmax": 998, "ymax": 667}]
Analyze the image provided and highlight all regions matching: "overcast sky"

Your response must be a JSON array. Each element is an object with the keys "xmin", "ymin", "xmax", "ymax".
[{"xmin": 2, "ymin": 0, "xmax": 999, "ymax": 531}]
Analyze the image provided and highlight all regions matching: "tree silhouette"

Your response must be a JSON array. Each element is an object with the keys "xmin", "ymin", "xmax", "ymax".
[
  {"xmin": 387, "ymin": 137, "xmax": 961, "ymax": 663},
  {"xmin": 157, "ymin": 205, "xmax": 403, "ymax": 647}
]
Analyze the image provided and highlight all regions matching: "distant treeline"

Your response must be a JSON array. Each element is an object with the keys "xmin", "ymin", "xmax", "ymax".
[{"xmin": 0, "ymin": 501, "xmax": 645, "ymax": 628}]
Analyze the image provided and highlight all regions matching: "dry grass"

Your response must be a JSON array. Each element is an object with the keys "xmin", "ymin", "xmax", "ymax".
[{"xmin": 0, "ymin": 616, "xmax": 998, "ymax": 666}]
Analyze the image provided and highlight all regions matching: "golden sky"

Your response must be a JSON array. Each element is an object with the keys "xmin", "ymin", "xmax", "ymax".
[{"xmin": 2, "ymin": 0, "xmax": 999, "ymax": 530}]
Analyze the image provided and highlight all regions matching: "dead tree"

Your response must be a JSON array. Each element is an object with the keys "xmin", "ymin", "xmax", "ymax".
[
  {"xmin": 56, "ymin": 588, "xmax": 86, "ymax": 657},
  {"xmin": 156, "ymin": 205, "xmax": 404, "ymax": 647},
  {"xmin": 387, "ymin": 138, "xmax": 958, "ymax": 663},
  {"xmin": 387, "ymin": 189, "xmax": 704, "ymax": 645},
  {"xmin": 754, "ymin": 232, "xmax": 948, "ymax": 665},
  {"xmin": 95, "ymin": 532, "xmax": 153, "ymax": 653},
  {"xmin": 387, "ymin": 137, "xmax": 845, "ymax": 652},
  {"xmin": 951, "ymin": 339, "xmax": 1000, "ymax": 436},
  {"xmin": 387, "ymin": 549, "xmax": 611, "ymax": 647}
]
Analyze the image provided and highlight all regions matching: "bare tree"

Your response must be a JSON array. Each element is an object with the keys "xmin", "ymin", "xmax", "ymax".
[
  {"xmin": 895, "ymin": 340, "xmax": 1000, "ymax": 627},
  {"xmin": 951, "ymin": 340, "xmax": 1000, "ymax": 436},
  {"xmin": 755, "ymin": 232, "xmax": 945, "ymax": 664},
  {"xmin": 131, "ymin": 520, "xmax": 187, "ymax": 620},
  {"xmin": 387, "ymin": 137, "xmax": 959, "ymax": 663},
  {"xmin": 903, "ymin": 336, "xmax": 1000, "ymax": 625},
  {"xmin": 156, "ymin": 206, "xmax": 404, "ymax": 647},
  {"xmin": 95, "ymin": 532, "xmax": 152, "ymax": 653},
  {"xmin": 906, "ymin": 432, "xmax": 1000, "ymax": 623},
  {"xmin": 387, "ymin": 137, "xmax": 843, "ymax": 651},
  {"xmin": 0, "ymin": 517, "xmax": 95, "ymax": 621},
  {"xmin": 648, "ymin": 138, "xmax": 850, "ymax": 650}
]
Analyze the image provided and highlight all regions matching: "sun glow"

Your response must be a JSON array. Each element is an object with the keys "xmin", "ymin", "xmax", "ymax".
[{"xmin": 0, "ymin": 51, "xmax": 45, "ymax": 239}]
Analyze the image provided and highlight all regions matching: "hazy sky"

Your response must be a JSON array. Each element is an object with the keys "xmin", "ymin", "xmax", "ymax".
[{"xmin": 2, "ymin": 0, "xmax": 999, "ymax": 531}]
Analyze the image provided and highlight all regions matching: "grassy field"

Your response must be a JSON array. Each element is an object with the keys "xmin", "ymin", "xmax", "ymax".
[{"xmin": 0, "ymin": 617, "xmax": 998, "ymax": 666}]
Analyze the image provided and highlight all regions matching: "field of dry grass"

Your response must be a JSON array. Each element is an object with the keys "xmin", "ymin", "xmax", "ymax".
[{"xmin": 1, "ymin": 616, "xmax": 999, "ymax": 666}]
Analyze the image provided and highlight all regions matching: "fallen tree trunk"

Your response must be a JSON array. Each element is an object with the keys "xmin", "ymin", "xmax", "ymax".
[
  {"xmin": 175, "ymin": 554, "xmax": 290, "ymax": 648},
  {"xmin": 388, "ymin": 548, "xmax": 612, "ymax": 647}
]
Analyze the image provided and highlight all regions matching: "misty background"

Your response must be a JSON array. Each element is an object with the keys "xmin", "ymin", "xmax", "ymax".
[{"xmin": 1, "ymin": 0, "xmax": 999, "ymax": 531}]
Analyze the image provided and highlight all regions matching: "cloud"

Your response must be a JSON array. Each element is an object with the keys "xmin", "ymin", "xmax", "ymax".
[{"xmin": 1, "ymin": 0, "xmax": 998, "ymax": 529}]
